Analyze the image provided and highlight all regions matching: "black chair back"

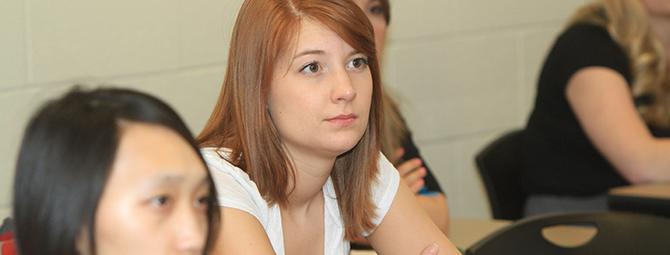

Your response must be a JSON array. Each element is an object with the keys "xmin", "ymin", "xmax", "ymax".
[
  {"xmin": 466, "ymin": 212, "xmax": 670, "ymax": 255},
  {"xmin": 475, "ymin": 129, "xmax": 526, "ymax": 220}
]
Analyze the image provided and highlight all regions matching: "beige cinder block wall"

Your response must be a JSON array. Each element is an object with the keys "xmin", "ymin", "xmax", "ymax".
[
  {"xmin": 0, "ymin": 0, "xmax": 588, "ymax": 219},
  {"xmin": 383, "ymin": 0, "xmax": 589, "ymax": 218}
]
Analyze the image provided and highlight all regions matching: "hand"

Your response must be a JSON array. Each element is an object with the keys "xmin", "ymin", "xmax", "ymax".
[
  {"xmin": 392, "ymin": 148, "xmax": 427, "ymax": 194},
  {"xmin": 420, "ymin": 243, "xmax": 439, "ymax": 255}
]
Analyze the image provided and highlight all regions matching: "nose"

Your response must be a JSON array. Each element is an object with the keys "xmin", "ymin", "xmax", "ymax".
[
  {"xmin": 174, "ymin": 205, "xmax": 207, "ymax": 254},
  {"xmin": 331, "ymin": 68, "xmax": 357, "ymax": 103}
]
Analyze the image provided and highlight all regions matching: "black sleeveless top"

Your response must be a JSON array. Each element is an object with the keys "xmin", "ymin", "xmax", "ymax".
[{"xmin": 522, "ymin": 23, "xmax": 634, "ymax": 196}]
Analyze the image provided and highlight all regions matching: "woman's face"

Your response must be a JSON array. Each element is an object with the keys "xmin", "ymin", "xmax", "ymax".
[
  {"xmin": 83, "ymin": 122, "xmax": 210, "ymax": 255},
  {"xmin": 353, "ymin": 0, "xmax": 388, "ymax": 62},
  {"xmin": 268, "ymin": 19, "xmax": 373, "ymax": 160}
]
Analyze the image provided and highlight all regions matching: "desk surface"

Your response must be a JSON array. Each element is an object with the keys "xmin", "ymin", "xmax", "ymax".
[
  {"xmin": 350, "ymin": 218, "xmax": 510, "ymax": 255},
  {"xmin": 448, "ymin": 218, "xmax": 510, "ymax": 249},
  {"xmin": 608, "ymin": 183, "xmax": 670, "ymax": 217},
  {"xmin": 609, "ymin": 183, "xmax": 670, "ymax": 200}
]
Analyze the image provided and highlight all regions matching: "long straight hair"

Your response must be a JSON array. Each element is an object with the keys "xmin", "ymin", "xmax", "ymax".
[
  {"xmin": 197, "ymin": 0, "xmax": 382, "ymax": 239},
  {"xmin": 569, "ymin": 0, "xmax": 670, "ymax": 126},
  {"xmin": 374, "ymin": 0, "xmax": 410, "ymax": 159},
  {"xmin": 13, "ymin": 87, "xmax": 220, "ymax": 255}
]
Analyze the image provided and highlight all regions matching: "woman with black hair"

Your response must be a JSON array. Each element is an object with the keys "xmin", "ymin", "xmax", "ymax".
[{"xmin": 12, "ymin": 87, "xmax": 219, "ymax": 255}]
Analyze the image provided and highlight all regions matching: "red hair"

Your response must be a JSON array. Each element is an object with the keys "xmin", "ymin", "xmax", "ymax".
[{"xmin": 198, "ymin": 0, "xmax": 383, "ymax": 239}]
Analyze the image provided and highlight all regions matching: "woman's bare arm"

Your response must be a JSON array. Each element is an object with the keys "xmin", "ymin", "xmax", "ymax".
[
  {"xmin": 367, "ymin": 182, "xmax": 460, "ymax": 255},
  {"xmin": 210, "ymin": 208, "xmax": 276, "ymax": 254},
  {"xmin": 566, "ymin": 67, "xmax": 670, "ymax": 183}
]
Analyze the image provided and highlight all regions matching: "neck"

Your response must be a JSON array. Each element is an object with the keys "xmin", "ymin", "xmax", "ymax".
[{"xmin": 283, "ymin": 146, "xmax": 335, "ymax": 211}]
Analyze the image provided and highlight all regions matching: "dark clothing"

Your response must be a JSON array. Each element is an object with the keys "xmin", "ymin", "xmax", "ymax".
[
  {"xmin": 400, "ymin": 130, "xmax": 444, "ymax": 194},
  {"xmin": 522, "ymin": 23, "xmax": 633, "ymax": 196}
]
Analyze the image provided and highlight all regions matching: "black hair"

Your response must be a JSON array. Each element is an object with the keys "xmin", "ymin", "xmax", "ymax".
[{"xmin": 12, "ymin": 86, "xmax": 219, "ymax": 255}]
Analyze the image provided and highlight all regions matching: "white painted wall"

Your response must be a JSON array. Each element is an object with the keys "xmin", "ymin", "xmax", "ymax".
[{"xmin": 0, "ymin": 0, "xmax": 588, "ymax": 219}]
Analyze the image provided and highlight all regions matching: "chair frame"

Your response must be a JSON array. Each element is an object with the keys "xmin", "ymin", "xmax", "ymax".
[
  {"xmin": 466, "ymin": 212, "xmax": 670, "ymax": 255},
  {"xmin": 475, "ymin": 129, "xmax": 526, "ymax": 220}
]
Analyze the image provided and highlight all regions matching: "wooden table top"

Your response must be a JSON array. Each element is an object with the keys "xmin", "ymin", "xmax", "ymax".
[
  {"xmin": 608, "ymin": 183, "xmax": 670, "ymax": 217},
  {"xmin": 447, "ymin": 218, "xmax": 510, "ymax": 249},
  {"xmin": 350, "ymin": 217, "xmax": 605, "ymax": 254},
  {"xmin": 609, "ymin": 183, "xmax": 670, "ymax": 200},
  {"xmin": 351, "ymin": 218, "xmax": 510, "ymax": 255}
]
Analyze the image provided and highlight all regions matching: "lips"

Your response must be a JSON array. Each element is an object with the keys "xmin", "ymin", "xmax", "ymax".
[{"xmin": 325, "ymin": 114, "xmax": 357, "ymax": 125}]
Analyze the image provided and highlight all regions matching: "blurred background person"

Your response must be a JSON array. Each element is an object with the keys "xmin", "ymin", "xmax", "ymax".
[
  {"xmin": 523, "ymin": 0, "xmax": 670, "ymax": 216},
  {"xmin": 12, "ymin": 87, "xmax": 220, "ymax": 255},
  {"xmin": 352, "ymin": 0, "xmax": 450, "ymax": 233}
]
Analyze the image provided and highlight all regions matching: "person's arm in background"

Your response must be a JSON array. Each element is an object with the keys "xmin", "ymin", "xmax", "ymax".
[
  {"xmin": 393, "ymin": 131, "xmax": 450, "ymax": 234},
  {"xmin": 567, "ymin": 67, "xmax": 670, "ymax": 183}
]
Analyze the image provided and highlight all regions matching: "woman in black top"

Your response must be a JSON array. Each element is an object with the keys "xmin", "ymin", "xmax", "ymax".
[{"xmin": 523, "ymin": 0, "xmax": 670, "ymax": 216}]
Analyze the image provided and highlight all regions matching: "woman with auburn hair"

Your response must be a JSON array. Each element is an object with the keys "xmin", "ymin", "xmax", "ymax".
[
  {"xmin": 523, "ymin": 0, "xmax": 670, "ymax": 215},
  {"xmin": 198, "ymin": 0, "xmax": 459, "ymax": 254},
  {"xmin": 352, "ymin": 0, "xmax": 450, "ymax": 234}
]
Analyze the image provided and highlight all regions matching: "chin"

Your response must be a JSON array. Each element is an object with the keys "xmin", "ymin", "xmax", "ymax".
[
  {"xmin": 330, "ymin": 139, "xmax": 363, "ymax": 157},
  {"xmin": 315, "ymin": 130, "xmax": 366, "ymax": 157}
]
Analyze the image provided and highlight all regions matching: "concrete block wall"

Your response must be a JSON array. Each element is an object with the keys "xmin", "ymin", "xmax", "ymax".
[
  {"xmin": 384, "ymin": 0, "xmax": 589, "ymax": 218},
  {"xmin": 0, "ymin": 0, "xmax": 243, "ymax": 219},
  {"xmin": 0, "ymin": 0, "xmax": 588, "ymax": 220}
]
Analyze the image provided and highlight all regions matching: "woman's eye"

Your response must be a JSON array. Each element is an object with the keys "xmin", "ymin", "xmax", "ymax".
[
  {"xmin": 347, "ymin": 57, "xmax": 369, "ymax": 70},
  {"xmin": 369, "ymin": 5, "xmax": 384, "ymax": 15},
  {"xmin": 300, "ymin": 62, "xmax": 320, "ymax": 74},
  {"xmin": 149, "ymin": 195, "xmax": 170, "ymax": 207},
  {"xmin": 196, "ymin": 195, "xmax": 210, "ymax": 208}
]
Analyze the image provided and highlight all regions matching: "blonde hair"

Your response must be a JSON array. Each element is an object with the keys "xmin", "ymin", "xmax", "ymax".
[
  {"xmin": 376, "ymin": 0, "xmax": 408, "ymax": 158},
  {"xmin": 381, "ymin": 92, "xmax": 407, "ymax": 158},
  {"xmin": 198, "ymin": 0, "xmax": 382, "ymax": 239},
  {"xmin": 569, "ymin": 0, "xmax": 670, "ymax": 126}
]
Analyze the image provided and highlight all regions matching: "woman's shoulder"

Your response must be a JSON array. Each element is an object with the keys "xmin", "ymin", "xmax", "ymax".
[
  {"xmin": 563, "ymin": 23, "xmax": 608, "ymax": 34},
  {"xmin": 200, "ymin": 147, "xmax": 258, "ymax": 189},
  {"xmin": 200, "ymin": 147, "xmax": 269, "ymax": 218},
  {"xmin": 548, "ymin": 22, "xmax": 631, "ymax": 81},
  {"xmin": 369, "ymin": 154, "xmax": 401, "ymax": 227},
  {"xmin": 557, "ymin": 23, "xmax": 618, "ymax": 50},
  {"xmin": 200, "ymin": 147, "xmax": 241, "ymax": 174},
  {"xmin": 376, "ymin": 153, "xmax": 400, "ymax": 184},
  {"xmin": 201, "ymin": 146, "xmax": 233, "ymax": 160}
]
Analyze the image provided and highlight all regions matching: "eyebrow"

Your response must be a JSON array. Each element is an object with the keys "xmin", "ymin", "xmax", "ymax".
[
  {"xmin": 142, "ymin": 173, "xmax": 209, "ymax": 188},
  {"xmin": 293, "ymin": 50, "xmax": 325, "ymax": 60},
  {"xmin": 292, "ymin": 49, "xmax": 363, "ymax": 60}
]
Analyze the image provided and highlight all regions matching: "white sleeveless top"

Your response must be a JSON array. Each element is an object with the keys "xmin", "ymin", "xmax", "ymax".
[{"xmin": 201, "ymin": 148, "xmax": 400, "ymax": 255}]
